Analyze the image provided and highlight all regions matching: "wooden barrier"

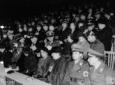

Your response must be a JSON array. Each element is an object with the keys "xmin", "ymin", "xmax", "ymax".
[
  {"xmin": 0, "ymin": 62, "xmax": 51, "ymax": 85},
  {"xmin": 5, "ymin": 72, "xmax": 51, "ymax": 85},
  {"xmin": 6, "ymin": 72, "xmax": 51, "ymax": 85},
  {"xmin": 0, "ymin": 63, "xmax": 6, "ymax": 85}
]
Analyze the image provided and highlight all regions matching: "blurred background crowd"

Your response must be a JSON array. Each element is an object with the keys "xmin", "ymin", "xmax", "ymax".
[{"xmin": 0, "ymin": 1, "xmax": 115, "ymax": 85}]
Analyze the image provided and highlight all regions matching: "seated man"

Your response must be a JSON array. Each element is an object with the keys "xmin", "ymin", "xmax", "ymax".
[
  {"xmin": 62, "ymin": 43, "xmax": 90, "ymax": 85},
  {"xmin": 48, "ymin": 47, "xmax": 69, "ymax": 85},
  {"xmin": 88, "ymin": 52, "xmax": 115, "ymax": 85},
  {"xmin": 87, "ymin": 31, "xmax": 105, "ymax": 57},
  {"xmin": 35, "ymin": 48, "xmax": 52, "ymax": 79}
]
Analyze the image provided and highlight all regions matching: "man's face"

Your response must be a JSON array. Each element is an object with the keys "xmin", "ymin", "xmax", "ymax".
[
  {"xmin": 95, "ymin": 14, "xmax": 101, "ymax": 19},
  {"xmin": 24, "ymin": 53, "xmax": 29, "ymax": 56},
  {"xmin": 62, "ymin": 23, "xmax": 67, "ymax": 28},
  {"xmin": 3, "ymin": 34, "xmax": 7, "ymax": 38},
  {"xmin": 28, "ymin": 28, "xmax": 32, "ymax": 32},
  {"xmin": 19, "ymin": 28, "xmax": 23, "ymax": 32},
  {"xmin": 0, "ymin": 48, "xmax": 5, "ymax": 53},
  {"xmin": 78, "ymin": 23, "xmax": 84, "ymax": 28},
  {"xmin": 37, "ymin": 26, "xmax": 41, "ymax": 31},
  {"xmin": 40, "ymin": 50, "xmax": 48, "ymax": 59},
  {"xmin": 47, "ymin": 36, "xmax": 54, "ymax": 41},
  {"xmin": 8, "ymin": 34, "xmax": 13, "ymax": 40},
  {"xmin": 80, "ymin": 15, "xmax": 86, "ymax": 21},
  {"xmin": 51, "ymin": 19, "xmax": 55, "ymax": 24},
  {"xmin": 51, "ymin": 52, "xmax": 61, "ymax": 60},
  {"xmin": 88, "ymin": 55, "xmax": 97, "ymax": 66},
  {"xmin": 31, "ymin": 37, "xmax": 37, "ymax": 44},
  {"xmin": 70, "ymin": 23, "xmax": 75, "ymax": 30},
  {"xmin": 49, "ymin": 25, "xmax": 54, "ymax": 31},
  {"xmin": 24, "ymin": 24, "xmax": 27, "ymax": 31},
  {"xmin": 98, "ymin": 23, "xmax": 106, "ymax": 30},
  {"xmin": 36, "ymin": 52, "xmax": 40, "ymax": 57},
  {"xmin": 75, "ymin": 16, "xmax": 79, "ymax": 22},
  {"xmin": 32, "ymin": 22, "xmax": 35, "ymax": 26},
  {"xmin": 79, "ymin": 36, "xmax": 86, "ymax": 42},
  {"xmin": 88, "ymin": 35, "xmax": 96, "ymax": 43},
  {"xmin": 67, "ymin": 36, "xmax": 73, "ymax": 43},
  {"xmin": 88, "ymin": 25, "xmax": 94, "ymax": 31},
  {"xmin": 43, "ymin": 25, "xmax": 48, "ymax": 31},
  {"xmin": 13, "ymin": 43, "xmax": 18, "ymax": 47},
  {"xmin": 88, "ymin": 8, "xmax": 92, "ymax": 14},
  {"xmin": 72, "ymin": 51, "xmax": 83, "ymax": 61},
  {"xmin": 20, "ymin": 38, "xmax": 25, "ymax": 43}
]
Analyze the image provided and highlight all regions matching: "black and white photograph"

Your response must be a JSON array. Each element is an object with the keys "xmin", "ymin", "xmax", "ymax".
[{"xmin": 0, "ymin": 0, "xmax": 115, "ymax": 85}]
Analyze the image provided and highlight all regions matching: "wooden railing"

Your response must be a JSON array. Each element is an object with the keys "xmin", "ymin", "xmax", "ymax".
[
  {"xmin": 104, "ymin": 51, "xmax": 115, "ymax": 70},
  {"xmin": 5, "ymin": 72, "xmax": 51, "ymax": 85},
  {"xmin": 0, "ymin": 63, "xmax": 6, "ymax": 85},
  {"xmin": 0, "ymin": 63, "xmax": 51, "ymax": 85}
]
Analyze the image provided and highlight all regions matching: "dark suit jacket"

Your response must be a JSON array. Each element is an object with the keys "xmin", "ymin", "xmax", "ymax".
[{"xmin": 48, "ymin": 56, "xmax": 71, "ymax": 85}]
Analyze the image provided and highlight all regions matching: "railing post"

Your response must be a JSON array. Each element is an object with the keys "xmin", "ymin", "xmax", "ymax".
[
  {"xmin": 0, "ymin": 62, "xmax": 6, "ymax": 85},
  {"xmin": 112, "ymin": 35, "xmax": 115, "ymax": 52}
]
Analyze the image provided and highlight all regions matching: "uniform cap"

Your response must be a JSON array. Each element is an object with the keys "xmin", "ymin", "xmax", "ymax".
[{"xmin": 71, "ymin": 41, "xmax": 104, "ymax": 57}]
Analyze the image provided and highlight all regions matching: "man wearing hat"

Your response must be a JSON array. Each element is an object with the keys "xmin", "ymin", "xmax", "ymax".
[
  {"xmin": 96, "ymin": 19, "xmax": 113, "ymax": 51},
  {"xmin": 87, "ymin": 31, "xmax": 105, "ymax": 57},
  {"xmin": 72, "ymin": 33, "xmax": 104, "ymax": 59},
  {"xmin": 88, "ymin": 52, "xmax": 115, "ymax": 85},
  {"xmin": 62, "ymin": 42, "xmax": 90, "ymax": 85}
]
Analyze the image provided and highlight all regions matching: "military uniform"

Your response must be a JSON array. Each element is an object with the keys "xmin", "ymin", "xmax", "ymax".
[
  {"xmin": 62, "ymin": 59, "xmax": 90, "ymax": 85},
  {"xmin": 89, "ymin": 61, "xmax": 115, "ymax": 85}
]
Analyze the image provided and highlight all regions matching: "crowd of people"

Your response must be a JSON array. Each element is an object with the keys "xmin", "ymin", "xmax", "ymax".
[{"xmin": 0, "ymin": 4, "xmax": 115, "ymax": 85}]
